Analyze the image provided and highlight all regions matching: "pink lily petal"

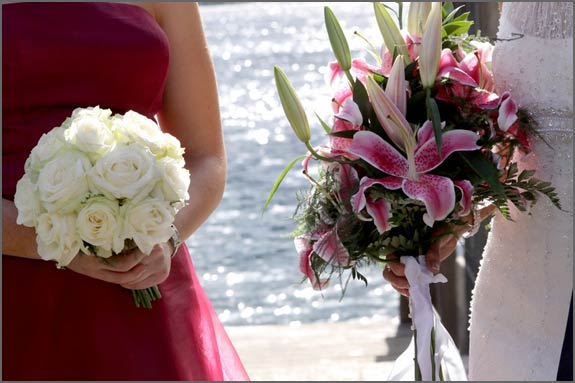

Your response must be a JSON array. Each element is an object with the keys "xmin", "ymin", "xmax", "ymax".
[
  {"xmin": 385, "ymin": 55, "xmax": 407, "ymax": 116},
  {"xmin": 351, "ymin": 58, "xmax": 382, "ymax": 83},
  {"xmin": 351, "ymin": 176, "xmax": 403, "ymax": 213},
  {"xmin": 497, "ymin": 92, "xmax": 518, "ymax": 132},
  {"xmin": 366, "ymin": 195, "xmax": 392, "ymax": 234},
  {"xmin": 335, "ymin": 98, "xmax": 363, "ymax": 126},
  {"xmin": 332, "ymin": 87, "xmax": 353, "ymax": 113},
  {"xmin": 402, "ymin": 174, "xmax": 456, "ymax": 227},
  {"xmin": 438, "ymin": 49, "xmax": 459, "ymax": 72},
  {"xmin": 348, "ymin": 131, "xmax": 409, "ymax": 177},
  {"xmin": 365, "ymin": 76, "xmax": 413, "ymax": 152},
  {"xmin": 472, "ymin": 89, "xmax": 500, "ymax": 109},
  {"xmin": 380, "ymin": 45, "xmax": 393, "ymax": 77},
  {"xmin": 312, "ymin": 228, "xmax": 350, "ymax": 266},
  {"xmin": 460, "ymin": 52, "xmax": 494, "ymax": 91},
  {"xmin": 405, "ymin": 33, "xmax": 422, "ymax": 61},
  {"xmin": 328, "ymin": 61, "xmax": 343, "ymax": 85},
  {"xmin": 331, "ymin": 163, "xmax": 359, "ymax": 204},
  {"xmin": 416, "ymin": 120, "xmax": 446, "ymax": 151},
  {"xmin": 453, "ymin": 180, "xmax": 473, "ymax": 216},
  {"xmin": 437, "ymin": 66, "xmax": 479, "ymax": 88},
  {"xmin": 302, "ymin": 152, "xmax": 313, "ymax": 173},
  {"xmin": 330, "ymin": 119, "xmax": 360, "ymax": 155},
  {"xmin": 415, "ymin": 130, "xmax": 480, "ymax": 173},
  {"xmin": 295, "ymin": 236, "xmax": 329, "ymax": 290}
]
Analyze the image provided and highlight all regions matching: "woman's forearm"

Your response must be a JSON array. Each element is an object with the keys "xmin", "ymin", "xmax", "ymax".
[
  {"xmin": 173, "ymin": 153, "xmax": 226, "ymax": 241},
  {"xmin": 2, "ymin": 199, "xmax": 42, "ymax": 259}
]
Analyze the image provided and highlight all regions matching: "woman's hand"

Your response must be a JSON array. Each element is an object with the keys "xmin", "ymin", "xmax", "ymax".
[
  {"xmin": 67, "ymin": 242, "xmax": 174, "ymax": 290},
  {"xmin": 383, "ymin": 223, "xmax": 460, "ymax": 297},
  {"xmin": 383, "ymin": 204, "xmax": 496, "ymax": 296}
]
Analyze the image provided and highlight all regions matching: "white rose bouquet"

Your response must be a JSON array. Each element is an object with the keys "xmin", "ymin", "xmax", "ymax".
[{"xmin": 14, "ymin": 106, "xmax": 190, "ymax": 308}]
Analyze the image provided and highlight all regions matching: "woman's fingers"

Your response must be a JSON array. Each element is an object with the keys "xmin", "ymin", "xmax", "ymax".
[
  {"xmin": 383, "ymin": 264, "xmax": 410, "ymax": 290},
  {"xmin": 98, "ymin": 250, "xmax": 146, "ymax": 272}
]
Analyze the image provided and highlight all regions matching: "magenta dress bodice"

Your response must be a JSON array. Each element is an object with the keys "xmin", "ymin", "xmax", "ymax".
[{"xmin": 2, "ymin": 2, "xmax": 248, "ymax": 380}]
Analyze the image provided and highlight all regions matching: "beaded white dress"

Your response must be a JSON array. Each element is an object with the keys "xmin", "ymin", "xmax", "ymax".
[{"xmin": 468, "ymin": 2, "xmax": 573, "ymax": 381}]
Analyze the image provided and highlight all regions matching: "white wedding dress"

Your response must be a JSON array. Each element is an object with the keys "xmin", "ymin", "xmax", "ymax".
[{"xmin": 468, "ymin": 2, "xmax": 573, "ymax": 381}]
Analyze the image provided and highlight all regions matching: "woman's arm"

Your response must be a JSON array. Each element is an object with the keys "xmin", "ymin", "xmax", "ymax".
[
  {"xmin": 2, "ymin": 199, "xmax": 41, "ymax": 259},
  {"xmin": 155, "ymin": 2, "xmax": 226, "ymax": 241}
]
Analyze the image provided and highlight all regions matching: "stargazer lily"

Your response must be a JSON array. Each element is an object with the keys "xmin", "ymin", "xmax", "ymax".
[{"xmin": 348, "ymin": 121, "xmax": 480, "ymax": 227}]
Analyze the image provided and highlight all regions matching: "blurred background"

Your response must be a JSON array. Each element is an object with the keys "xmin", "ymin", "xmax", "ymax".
[{"xmin": 189, "ymin": 2, "xmax": 499, "ymax": 380}]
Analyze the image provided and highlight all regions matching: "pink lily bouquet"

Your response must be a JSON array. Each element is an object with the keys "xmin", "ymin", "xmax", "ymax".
[{"xmin": 268, "ymin": 2, "xmax": 560, "ymax": 381}]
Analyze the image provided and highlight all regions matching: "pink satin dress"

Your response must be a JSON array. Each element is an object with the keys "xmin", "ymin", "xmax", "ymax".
[{"xmin": 2, "ymin": 2, "xmax": 249, "ymax": 380}]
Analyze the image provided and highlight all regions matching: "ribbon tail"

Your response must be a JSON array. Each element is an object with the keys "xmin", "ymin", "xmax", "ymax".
[{"xmin": 387, "ymin": 255, "xmax": 467, "ymax": 381}]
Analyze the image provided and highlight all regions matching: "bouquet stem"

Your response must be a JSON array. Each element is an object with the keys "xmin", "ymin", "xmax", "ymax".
[{"xmin": 131, "ymin": 285, "xmax": 162, "ymax": 309}]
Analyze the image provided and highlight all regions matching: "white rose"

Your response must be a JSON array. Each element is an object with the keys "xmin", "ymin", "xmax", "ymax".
[
  {"xmin": 37, "ymin": 150, "xmax": 91, "ymax": 213},
  {"xmin": 112, "ymin": 111, "xmax": 166, "ymax": 156},
  {"xmin": 25, "ymin": 127, "xmax": 68, "ymax": 181},
  {"xmin": 14, "ymin": 175, "xmax": 42, "ymax": 227},
  {"xmin": 77, "ymin": 197, "xmax": 124, "ymax": 255},
  {"xmin": 155, "ymin": 157, "xmax": 190, "ymax": 202},
  {"xmin": 70, "ymin": 106, "xmax": 112, "ymax": 121},
  {"xmin": 36, "ymin": 213, "xmax": 81, "ymax": 267},
  {"xmin": 163, "ymin": 133, "xmax": 186, "ymax": 163},
  {"xmin": 64, "ymin": 115, "xmax": 115, "ymax": 159},
  {"xmin": 89, "ymin": 144, "xmax": 157, "ymax": 202},
  {"xmin": 122, "ymin": 198, "xmax": 175, "ymax": 255}
]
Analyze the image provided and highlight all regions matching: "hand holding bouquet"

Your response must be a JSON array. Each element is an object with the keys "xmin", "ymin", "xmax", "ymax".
[
  {"xmin": 268, "ymin": 2, "xmax": 560, "ymax": 380},
  {"xmin": 14, "ymin": 106, "xmax": 190, "ymax": 308}
]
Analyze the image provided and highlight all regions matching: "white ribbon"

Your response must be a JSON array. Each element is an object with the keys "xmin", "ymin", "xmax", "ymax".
[{"xmin": 387, "ymin": 256, "xmax": 468, "ymax": 381}]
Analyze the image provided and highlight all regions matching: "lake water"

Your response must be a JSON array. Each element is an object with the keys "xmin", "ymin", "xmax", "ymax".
[{"xmin": 191, "ymin": 2, "xmax": 400, "ymax": 326}]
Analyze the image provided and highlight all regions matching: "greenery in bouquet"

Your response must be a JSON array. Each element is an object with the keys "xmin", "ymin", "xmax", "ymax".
[
  {"xmin": 267, "ymin": 2, "xmax": 560, "ymax": 291},
  {"xmin": 14, "ymin": 106, "xmax": 190, "ymax": 308}
]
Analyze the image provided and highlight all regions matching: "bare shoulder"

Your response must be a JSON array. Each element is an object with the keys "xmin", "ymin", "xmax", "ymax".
[{"xmin": 147, "ymin": 2, "xmax": 202, "ymax": 29}]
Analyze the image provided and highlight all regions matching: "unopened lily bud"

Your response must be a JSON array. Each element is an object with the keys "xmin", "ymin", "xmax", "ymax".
[
  {"xmin": 407, "ymin": 2, "xmax": 432, "ymax": 36},
  {"xmin": 419, "ymin": 2, "xmax": 442, "ymax": 88},
  {"xmin": 324, "ymin": 7, "xmax": 352, "ymax": 71},
  {"xmin": 274, "ymin": 66, "xmax": 311, "ymax": 143},
  {"xmin": 374, "ymin": 2, "xmax": 411, "ymax": 63}
]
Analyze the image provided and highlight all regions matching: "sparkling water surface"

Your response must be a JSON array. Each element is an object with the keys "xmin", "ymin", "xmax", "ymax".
[{"xmin": 191, "ymin": 2, "xmax": 400, "ymax": 326}]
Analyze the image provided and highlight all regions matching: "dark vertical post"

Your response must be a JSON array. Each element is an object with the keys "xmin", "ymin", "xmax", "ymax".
[{"xmin": 428, "ymin": 2, "xmax": 500, "ymax": 353}]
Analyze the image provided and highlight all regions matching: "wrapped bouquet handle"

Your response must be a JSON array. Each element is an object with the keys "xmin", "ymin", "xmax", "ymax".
[{"xmin": 387, "ymin": 256, "xmax": 467, "ymax": 381}]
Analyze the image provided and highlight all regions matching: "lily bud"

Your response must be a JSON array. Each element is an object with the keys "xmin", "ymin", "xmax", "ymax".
[
  {"xmin": 274, "ymin": 66, "xmax": 311, "ymax": 143},
  {"xmin": 385, "ymin": 55, "xmax": 407, "ymax": 116},
  {"xmin": 419, "ymin": 2, "xmax": 442, "ymax": 88},
  {"xmin": 407, "ymin": 2, "xmax": 431, "ymax": 36},
  {"xmin": 366, "ymin": 76, "xmax": 413, "ymax": 152},
  {"xmin": 373, "ymin": 2, "xmax": 411, "ymax": 63},
  {"xmin": 324, "ymin": 7, "xmax": 352, "ymax": 71}
]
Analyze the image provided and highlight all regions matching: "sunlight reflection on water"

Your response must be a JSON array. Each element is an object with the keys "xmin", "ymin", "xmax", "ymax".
[{"xmin": 192, "ymin": 2, "xmax": 401, "ymax": 326}]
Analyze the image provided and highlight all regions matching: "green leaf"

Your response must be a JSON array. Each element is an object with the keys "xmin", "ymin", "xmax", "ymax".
[
  {"xmin": 459, "ymin": 151, "xmax": 507, "ymax": 199},
  {"xmin": 425, "ymin": 89, "xmax": 443, "ymax": 156},
  {"xmin": 442, "ymin": 20, "xmax": 474, "ymax": 38},
  {"xmin": 315, "ymin": 112, "xmax": 332, "ymax": 134},
  {"xmin": 442, "ymin": 5, "xmax": 465, "ymax": 24},
  {"xmin": 453, "ymin": 11, "xmax": 471, "ymax": 22},
  {"xmin": 352, "ymin": 79, "xmax": 371, "ymax": 124},
  {"xmin": 329, "ymin": 130, "xmax": 357, "ymax": 139},
  {"xmin": 442, "ymin": 2, "xmax": 454, "ymax": 16},
  {"xmin": 263, "ymin": 154, "xmax": 307, "ymax": 212}
]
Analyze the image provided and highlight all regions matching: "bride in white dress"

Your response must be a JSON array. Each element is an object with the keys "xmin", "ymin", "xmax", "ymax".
[{"xmin": 468, "ymin": 2, "xmax": 573, "ymax": 380}]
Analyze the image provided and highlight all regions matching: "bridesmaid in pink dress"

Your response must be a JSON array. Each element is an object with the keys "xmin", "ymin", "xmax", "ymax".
[{"xmin": 2, "ymin": 2, "xmax": 249, "ymax": 380}]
